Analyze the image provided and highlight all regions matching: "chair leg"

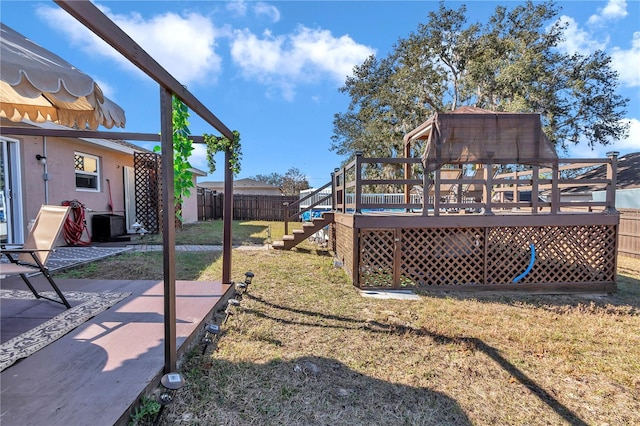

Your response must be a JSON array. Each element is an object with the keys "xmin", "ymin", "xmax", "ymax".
[{"xmin": 19, "ymin": 273, "xmax": 72, "ymax": 309}]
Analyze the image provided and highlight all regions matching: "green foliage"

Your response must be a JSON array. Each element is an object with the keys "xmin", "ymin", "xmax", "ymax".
[
  {"xmin": 153, "ymin": 96, "xmax": 194, "ymax": 222},
  {"xmin": 204, "ymin": 130, "xmax": 242, "ymax": 176},
  {"xmin": 128, "ymin": 395, "xmax": 160, "ymax": 426},
  {"xmin": 332, "ymin": 0, "xmax": 629, "ymax": 162},
  {"xmin": 251, "ymin": 167, "xmax": 310, "ymax": 195}
]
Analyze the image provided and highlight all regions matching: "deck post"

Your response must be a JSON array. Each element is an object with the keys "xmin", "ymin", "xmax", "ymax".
[
  {"xmin": 532, "ymin": 166, "xmax": 540, "ymax": 214},
  {"xmin": 342, "ymin": 166, "xmax": 347, "ymax": 210},
  {"xmin": 551, "ymin": 160, "xmax": 559, "ymax": 214},
  {"xmin": 283, "ymin": 202, "xmax": 290, "ymax": 235},
  {"xmin": 355, "ymin": 151, "xmax": 363, "ymax": 213},
  {"xmin": 605, "ymin": 151, "xmax": 619, "ymax": 214},
  {"xmin": 222, "ymin": 148, "xmax": 233, "ymax": 284},
  {"xmin": 483, "ymin": 158, "xmax": 494, "ymax": 215},
  {"xmin": 330, "ymin": 171, "xmax": 336, "ymax": 211},
  {"xmin": 434, "ymin": 168, "xmax": 441, "ymax": 216},
  {"xmin": 159, "ymin": 86, "xmax": 177, "ymax": 373},
  {"xmin": 333, "ymin": 168, "xmax": 340, "ymax": 212},
  {"xmin": 422, "ymin": 167, "xmax": 429, "ymax": 216}
]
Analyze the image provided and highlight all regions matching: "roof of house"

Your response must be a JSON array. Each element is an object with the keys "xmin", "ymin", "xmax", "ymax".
[
  {"xmin": 564, "ymin": 152, "xmax": 640, "ymax": 193},
  {"xmin": 198, "ymin": 178, "xmax": 280, "ymax": 191}
]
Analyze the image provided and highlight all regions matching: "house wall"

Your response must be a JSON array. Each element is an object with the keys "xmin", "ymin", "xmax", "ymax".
[
  {"xmin": 181, "ymin": 176, "xmax": 199, "ymax": 224},
  {"xmin": 593, "ymin": 188, "xmax": 640, "ymax": 209},
  {"xmin": 17, "ymin": 133, "xmax": 134, "ymax": 240}
]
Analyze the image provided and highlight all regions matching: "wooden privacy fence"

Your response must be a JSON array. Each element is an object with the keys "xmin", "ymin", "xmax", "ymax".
[
  {"xmin": 197, "ymin": 188, "xmax": 222, "ymax": 221},
  {"xmin": 234, "ymin": 194, "xmax": 298, "ymax": 220},
  {"xmin": 197, "ymin": 190, "xmax": 298, "ymax": 221},
  {"xmin": 619, "ymin": 209, "xmax": 640, "ymax": 259}
]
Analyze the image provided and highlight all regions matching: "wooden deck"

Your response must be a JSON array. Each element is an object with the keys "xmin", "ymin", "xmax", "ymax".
[{"xmin": 0, "ymin": 274, "xmax": 233, "ymax": 426}]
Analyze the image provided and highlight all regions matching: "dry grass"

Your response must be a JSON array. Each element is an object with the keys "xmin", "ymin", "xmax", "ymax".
[
  {"xmin": 67, "ymin": 227, "xmax": 640, "ymax": 425},
  {"xmin": 162, "ymin": 246, "xmax": 639, "ymax": 425}
]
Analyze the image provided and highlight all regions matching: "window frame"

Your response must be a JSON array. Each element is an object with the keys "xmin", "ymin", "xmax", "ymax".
[{"xmin": 74, "ymin": 151, "xmax": 101, "ymax": 192}]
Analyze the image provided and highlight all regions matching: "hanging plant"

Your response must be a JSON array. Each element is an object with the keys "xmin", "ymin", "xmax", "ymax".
[
  {"xmin": 154, "ymin": 96, "xmax": 194, "ymax": 225},
  {"xmin": 204, "ymin": 130, "xmax": 242, "ymax": 176}
]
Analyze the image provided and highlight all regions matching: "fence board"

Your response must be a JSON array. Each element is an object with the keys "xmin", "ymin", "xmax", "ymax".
[
  {"xmin": 197, "ymin": 190, "xmax": 298, "ymax": 221},
  {"xmin": 233, "ymin": 194, "xmax": 298, "ymax": 221},
  {"xmin": 619, "ymin": 208, "xmax": 640, "ymax": 259}
]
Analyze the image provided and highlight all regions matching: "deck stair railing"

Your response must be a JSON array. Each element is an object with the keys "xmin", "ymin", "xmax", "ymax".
[
  {"xmin": 282, "ymin": 181, "xmax": 333, "ymax": 236},
  {"xmin": 273, "ymin": 182, "xmax": 334, "ymax": 250}
]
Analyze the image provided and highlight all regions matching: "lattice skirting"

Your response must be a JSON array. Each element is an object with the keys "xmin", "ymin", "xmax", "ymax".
[{"xmin": 355, "ymin": 225, "xmax": 617, "ymax": 289}]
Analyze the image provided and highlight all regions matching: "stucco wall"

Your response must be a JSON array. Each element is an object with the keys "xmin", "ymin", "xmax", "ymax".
[
  {"xmin": 181, "ymin": 176, "xmax": 200, "ymax": 224},
  {"xmin": 16, "ymin": 133, "xmax": 134, "ymax": 239}
]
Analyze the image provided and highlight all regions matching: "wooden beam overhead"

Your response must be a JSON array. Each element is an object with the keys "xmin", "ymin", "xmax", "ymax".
[
  {"xmin": 0, "ymin": 125, "xmax": 205, "ymax": 143},
  {"xmin": 53, "ymin": 0, "xmax": 234, "ymax": 142}
]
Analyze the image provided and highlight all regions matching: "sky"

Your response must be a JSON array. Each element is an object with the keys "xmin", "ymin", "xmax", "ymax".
[{"xmin": 1, "ymin": 0, "xmax": 639, "ymax": 188}]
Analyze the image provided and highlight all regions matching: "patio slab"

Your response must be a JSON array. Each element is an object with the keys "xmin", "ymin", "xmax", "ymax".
[{"xmin": 0, "ymin": 277, "xmax": 233, "ymax": 426}]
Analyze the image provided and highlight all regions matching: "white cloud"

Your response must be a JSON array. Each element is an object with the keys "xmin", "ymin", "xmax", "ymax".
[
  {"xmin": 230, "ymin": 25, "xmax": 374, "ymax": 100},
  {"xmin": 588, "ymin": 0, "xmax": 628, "ymax": 25},
  {"xmin": 188, "ymin": 144, "xmax": 210, "ymax": 173},
  {"xmin": 35, "ymin": 4, "xmax": 223, "ymax": 86},
  {"xmin": 568, "ymin": 118, "xmax": 640, "ymax": 158},
  {"xmin": 610, "ymin": 32, "xmax": 640, "ymax": 87},
  {"xmin": 254, "ymin": 2, "xmax": 280, "ymax": 23},
  {"xmin": 226, "ymin": 0, "xmax": 247, "ymax": 17},
  {"xmin": 291, "ymin": 27, "xmax": 374, "ymax": 82},
  {"xmin": 555, "ymin": 15, "xmax": 607, "ymax": 54},
  {"xmin": 553, "ymin": 14, "xmax": 639, "ymax": 88}
]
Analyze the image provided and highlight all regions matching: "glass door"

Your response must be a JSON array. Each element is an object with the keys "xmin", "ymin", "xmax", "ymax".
[{"xmin": 0, "ymin": 138, "xmax": 24, "ymax": 244}]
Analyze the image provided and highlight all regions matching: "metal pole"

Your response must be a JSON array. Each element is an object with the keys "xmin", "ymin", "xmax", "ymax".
[
  {"xmin": 222, "ymin": 148, "xmax": 233, "ymax": 284},
  {"xmin": 160, "ymin": 87, "xmax": 177, "ymax": 373},
  {"xmin": 43, "ymin": 136, "xmax": 49, "ymax": 204}
]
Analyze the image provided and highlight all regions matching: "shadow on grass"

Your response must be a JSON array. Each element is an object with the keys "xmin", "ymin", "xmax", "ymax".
[
  {"xmin": 236, "ymin": 223, "xmax": 271, "ymax": 245},
  {"xmin": 244, "ymin": 293, "xmax": 589, "ymax": 426},
  {"xmin": 291, "ymin": 246, "xmax": 332, "ymax": 257},
  {"xmin": 178, "ymin": 354, "xmax": 472, "ymax": 425}
]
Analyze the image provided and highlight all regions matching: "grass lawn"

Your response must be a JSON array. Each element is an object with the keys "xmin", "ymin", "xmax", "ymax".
[{"xmin": 65, "ymin": 221, "xmax": 640, "ymax": 425}]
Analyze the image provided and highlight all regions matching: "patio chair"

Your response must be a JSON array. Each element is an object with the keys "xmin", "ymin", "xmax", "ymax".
[{"xmin": 0, "ymin": 205, "xmax": 71, "ymax": 308}]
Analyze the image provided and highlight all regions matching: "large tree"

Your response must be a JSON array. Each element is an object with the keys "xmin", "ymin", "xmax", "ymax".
[
  {"xmin": 331, "ymin": 1, "xmax": 629, "ymax": 167},
  {"xmin": 252, "ymin": 167, "xmax": 310, "ymax": 196}
]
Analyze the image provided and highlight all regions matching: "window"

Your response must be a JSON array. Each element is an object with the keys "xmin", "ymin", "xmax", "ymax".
[{"xmin": 74, "ymin": 152, "xmax": 100, "ymax": 191}]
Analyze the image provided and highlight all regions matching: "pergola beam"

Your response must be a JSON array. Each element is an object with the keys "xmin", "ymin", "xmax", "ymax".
[
  {"xmin": 0, "ymin": 125, "xmax": 205, "ymax": 143},
  {"xmin": 53, "ymin": 0, "xmax": 233, "ymax": 142},
  {"xmin": 44, "ymin": 0, "xmax": 235, "ymax": 375}
]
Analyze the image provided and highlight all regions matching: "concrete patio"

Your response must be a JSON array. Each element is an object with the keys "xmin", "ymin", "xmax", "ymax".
[{"xmin": 1, "ymin": 246, "xmax": 234, "ymax": 426}]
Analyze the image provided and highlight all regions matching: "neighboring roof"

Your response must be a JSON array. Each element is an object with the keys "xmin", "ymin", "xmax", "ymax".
[
  {"xmin": 564, "ymin": 152, "xmax": 640, "ymax": 193},
  {"xmin": 405, "ymin": 106, "xmax": 557, "ymax": 168},
  {"xmin": 188, "ymin": 167, "xmax": 207, "ymax": 177},
  {"xmin": 0, "ymin": 23, "xmax": 125, "ymax": 129},
  {"xmin": 199, "ymin": 178, "xmax": 280, "ymax": 190}
]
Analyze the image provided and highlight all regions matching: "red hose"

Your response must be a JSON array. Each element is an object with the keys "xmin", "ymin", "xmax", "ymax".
[{"xmin": 61, "ymin": 200, "xmax": 91, "ymax": 246}]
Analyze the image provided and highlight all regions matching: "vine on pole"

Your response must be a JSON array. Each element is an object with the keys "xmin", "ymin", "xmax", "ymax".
[
  {"xmin": 154, "ymin": 96, "xmax": 194, "ymax": 225},
  {"xmin": 204, "ymin": 130, "xmax": 242, "ymax": 176}
]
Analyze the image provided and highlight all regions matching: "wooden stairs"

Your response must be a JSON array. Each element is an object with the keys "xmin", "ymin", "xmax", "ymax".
[{"xmin": 273, "ymin": 212, "xmax": 334, "ymax": 250}]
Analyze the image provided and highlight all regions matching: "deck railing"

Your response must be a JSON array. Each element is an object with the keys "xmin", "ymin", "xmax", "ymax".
[
  {"xmin": 331, "ymin": 152, "xmax": 620, "ymax": 216},
  {"xmin": 282, "ymin": 181, "xmax": 333, "ymax": 235}
]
